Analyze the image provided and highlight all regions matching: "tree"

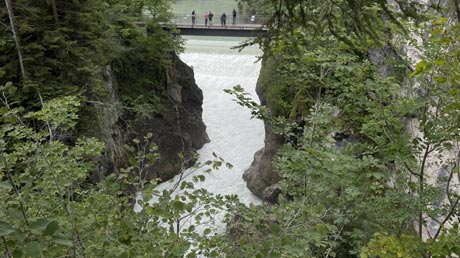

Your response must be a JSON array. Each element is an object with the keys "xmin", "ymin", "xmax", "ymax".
[
  {"xmin": 3, "ymin": 0, "xmax": 25, "ymax": 79},
  {"xmin": 0, "ymin": 82, "xmax": 238, "ymax": 257},
  {"xmin": 226, "ymin": 0, "xmax": 460, "ymax": 256}
]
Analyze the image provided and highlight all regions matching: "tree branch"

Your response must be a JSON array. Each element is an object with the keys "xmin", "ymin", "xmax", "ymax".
[
  {"xmin": 418, "ymin": 143, "xmax": 431, "ymax": 239},
  {"xmin": 434, "ymin": 197, "xmax": 460, "ymax": 239},
  {"xmin": 0, "ymin": 147, "xmax": 30, "ymax": 225},
  {"xmin": 403, "ymin": 161, "xmax": 421, "ymax": 177},
  {"xmin": 2, "ymin": 236, "xmax": 11, "ymax": 258}
]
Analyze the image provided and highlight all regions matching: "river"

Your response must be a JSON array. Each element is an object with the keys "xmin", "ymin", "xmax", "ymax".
[
  {"xmin": 138, "ymin": 36, "xmax": 264, "ymax": 232},
  {"xmin": 176, "ymin": 36, "xmax": 264, "ymax": 204}
]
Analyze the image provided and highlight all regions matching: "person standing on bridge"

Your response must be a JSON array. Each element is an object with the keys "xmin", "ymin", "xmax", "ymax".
[
  {"xmin": 232, "ymin": 9, "xmax": 237, "ymax": 25},
  {"xmin": 208, "ymin": 11, "xmax": 214, "ymax": 26},
  {"xmin": 192, "ymin": 10, "xmax": 196, "ymax": 26},
  {"xmin": 203, "ymin": 12, "xmax": 208, "ymax": 26},
  {"xmin": 221, "ymin": 12, "xmax": 227, "ymax": 26}
]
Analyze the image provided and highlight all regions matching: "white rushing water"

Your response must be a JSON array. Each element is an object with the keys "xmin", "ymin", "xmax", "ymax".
[
  {"xmin": 174, "ymin": 36, "xmax": 264, "ymax": 204},
  {"xmin": 137, "ymin": 36, "xmax": 264, "ymax": 232}
]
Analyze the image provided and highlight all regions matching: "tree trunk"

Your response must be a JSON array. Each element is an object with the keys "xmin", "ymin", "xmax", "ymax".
[
  {"xmin": 50, "ymin": 0, "xmax": 58, "ymax": 22},
  {"xmin": 453, "ymin": 0, "xmax": 460, "ymax": 23},
  {"xmin": 4, "ymin": 0, "xmax": 26, "ymax": 80}
]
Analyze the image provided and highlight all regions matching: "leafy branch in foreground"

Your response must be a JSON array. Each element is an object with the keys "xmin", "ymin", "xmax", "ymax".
[{"xmin": 0, "ymin": 82, "xmax": 240, "ymax": 257}]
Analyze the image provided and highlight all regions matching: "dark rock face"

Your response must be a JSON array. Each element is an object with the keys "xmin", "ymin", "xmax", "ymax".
[
  {"xmin": 127, "ymin": 54, "xmax": 209, "ymax": 181},
  {"xmin": 99, "ymin": 53, "xmax": 208, "ymax": 183},
  {"xmin": 243, "ymin": 122, "xmax": 283, "ymax": 202},
  {"xmin": 243, "ymin": 72, "xmax": 283, "ymax": 203}
]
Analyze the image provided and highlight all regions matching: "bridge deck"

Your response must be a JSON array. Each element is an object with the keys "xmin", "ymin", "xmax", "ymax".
[
  {"xmin": 175, "ymin": 23, "xmax": 264, "ymax": 29},
  {"xmin": 174, "ymin": 23, "xmax": 266, "ymax": 37},
  {"xmin": 144, "ymin": 14, "xmax": 269, "ymax": 37}
]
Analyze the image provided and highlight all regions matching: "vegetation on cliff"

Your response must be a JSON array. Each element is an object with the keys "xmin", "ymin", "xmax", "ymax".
[
  {"xmin": 2, "ymin": 0, "xmax": 460, "ymax": 257},
  {"xmin": 225, "ymin": 0, "xmax": 460, "ymax": 257},
  {"xmin": 0, "ymin": 0, "xmax": 216, "ymax": 257}
]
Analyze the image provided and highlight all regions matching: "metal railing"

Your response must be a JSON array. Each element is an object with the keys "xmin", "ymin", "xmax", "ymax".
[{"xmin": 172, "ymin": 14, "xmax": 270, "ymax": 26}]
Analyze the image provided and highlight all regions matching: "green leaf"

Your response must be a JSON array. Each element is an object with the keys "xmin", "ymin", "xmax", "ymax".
[
  {"xmin": 433, "ymin": 76, "xmax": 447, "ymax": 84},
  {"xmin": 128, "ymin": 156, "xmax": 137, "ymax": 166},
  {"xmin": 0, "ymin": 221, "xmax": 15, "ymax": 236},
  {"xmin": 7, "ymin": 85, "xmax": 17, "ymax": 95},
  {"xmin": 24, "ymin": 242, "xmax": 42, "ymax": 258},
  {"xmin": 172, "ymin": 200, "xmax": 185, "ymax": 210},
  {"xmin": 30, "ymin": 218, "xmax": 51, "ymax": 233},
  {"xmin": 44, "ymin": 220, "xmax": 59, "ymax": 236},
  {"xmin": 11, "ymin": 230, "xmax": 26, "ymax": 242},
  {"xmin": 270, "ymin": 223, "xmax": 281, "ymax": 234},
  {"xmin": 0, "ymin": 181, "xmax": 12, "ymax": 190},
  {"xmin": 11, "ymin": 249, "xmax": 23, "ymax": 258},
  {"xmin": 8, "ymin": 208, "xmax": 24, "ymax": 221},
  {"xmin": 52, "ymin": 235, "xmax": 74, "ymax": 246},
  {"xmin": 409, "ymin": 60, "xmax": 432, "ymax": 78}
]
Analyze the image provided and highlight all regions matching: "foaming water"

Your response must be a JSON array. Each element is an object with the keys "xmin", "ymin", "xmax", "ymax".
[
  {"xmin": 178, "ymin": 39, "xmax": 263, "ymax": 203},
  {"xmin": 175, "ymin": 36, "xmax": 263, "ymax": 204},
  {"xmin": 138, "ymin": 36, "xmax": 264, "ymax": 233}
]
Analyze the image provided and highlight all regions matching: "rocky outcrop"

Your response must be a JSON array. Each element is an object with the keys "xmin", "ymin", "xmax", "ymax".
[
  {"xmin": 243, "ymin": 120, "xmax": 283, "ymax": 202},
  {"xmin": 97, "ymin": 53, "xmax": 208, "ymax": 184},
  {"xmin": 95, "ymin": 65, "xmax": 127, "ymax": 181},
  {"xmin": 243, "ymin": 68, "xmax": 284, "ymax": 203},
  {"xmin": 132, "ymin": 54, "xmax": 209, "ymax": 181}
]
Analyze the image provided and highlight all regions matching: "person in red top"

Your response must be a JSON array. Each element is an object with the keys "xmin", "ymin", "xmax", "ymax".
[{"xmin": 203, "ymin": 12, "xmax": 209, "ymax": 26}]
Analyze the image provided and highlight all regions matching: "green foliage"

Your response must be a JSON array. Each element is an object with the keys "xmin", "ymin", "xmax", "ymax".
[
  {"xmin": 428, "ymin": 224, "xmax": 460, "ymax": 257},
  {"xmin": 225, "ymin": 0, "xmax": 460, "ymax": 255},
  {"xmin": 26, "ymin": 96, "xmax": 80, "ymax": 132},
  {"xmin": 362, "ymin": 226, "xmax": 460, "ymax": 258},
  {"xmin": 111, "ymin": 0, "xmax": 184, "ymax": 118},
  {"xmin": 237, "ymin": 0, "xmax": 275, "ymax": 15},
  {"xmin": 1, "ymin": 0, "xmax": 182, "ymax": 128},
  {"xmin": 0, "ymin": 83, "xmax": 242, "ymax": 257},
  {"xmin": 226, "ymin": 76, "xmax": 418, "ymax": 256},
  {"xmin": 361, "ymin": 233, "xmax": 423, "ymax": 258},
  {"xmin": 122, "ymin": 133, "xmax": 160, "ymax": 191},
  {"xmin": 3, "ymin": 0, "xmax": 460, "ymax": 257},
  {"xmin": 240, "ymin": 0, "xmax": 419, "ymax": 59},
  {"xmin": 226, "ymin": 199, "xmax": 341, "ymax": 257}
]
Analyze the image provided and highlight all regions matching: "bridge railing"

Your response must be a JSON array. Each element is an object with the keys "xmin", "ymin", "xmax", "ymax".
[{"xmin": 172, "ymin": 14, "xmax": 270, "ymax": 26}]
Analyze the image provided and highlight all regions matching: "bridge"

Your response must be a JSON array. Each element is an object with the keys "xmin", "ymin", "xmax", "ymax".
[{"xmin": 168, "ymin": 14, "xmax": 269, "ymax": 37}]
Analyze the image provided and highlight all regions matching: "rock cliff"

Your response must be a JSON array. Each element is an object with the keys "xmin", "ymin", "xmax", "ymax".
[
  {"xmin": 97, "ymin": 53, "xmax": 209, "ymax": 184},
  {"xmin": 244, "ymin": 47, "xmax": 407, "ymax": 203},
  {"xmin": 243, "ymin": 58, "xmax": 283, "ymax": 203}
]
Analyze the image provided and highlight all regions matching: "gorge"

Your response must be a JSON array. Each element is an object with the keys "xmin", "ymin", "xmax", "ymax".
[{"xmin": 2, "ymin": 0, "xmax": 460, "ymax": 256}]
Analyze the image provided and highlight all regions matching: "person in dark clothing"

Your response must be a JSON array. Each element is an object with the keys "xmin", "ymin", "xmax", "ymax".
[
  {"xmin": 221, "ymin": 12, "xmax": 227, "ymax": 26},
  {"xmin": 208, "ymin": 11, "xmax": 214, "ymax": 25},
  {"xmin": 232, "ymin": 8, "xmax": 237, "ymax": 25},
  {"xmin": 192, "ymin": 10, "xmax": 196, "ymax": 25}
]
